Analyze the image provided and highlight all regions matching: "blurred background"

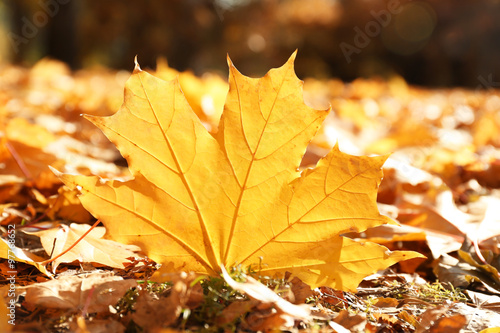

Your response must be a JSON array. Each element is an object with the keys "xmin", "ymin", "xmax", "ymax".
[{"xmin": 0, "ymin": 0, "xmax": 499, "ymax": 87}]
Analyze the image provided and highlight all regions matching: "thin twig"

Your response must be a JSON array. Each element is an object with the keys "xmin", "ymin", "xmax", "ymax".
[{"xmin": 41, "ymin": 220, "xmax": 101, "ymax": 265}]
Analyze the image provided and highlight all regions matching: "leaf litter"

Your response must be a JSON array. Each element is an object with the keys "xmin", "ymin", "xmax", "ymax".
[{"xmin": 0, "ymin": 53, "xmax": 500, "ymax": 331}]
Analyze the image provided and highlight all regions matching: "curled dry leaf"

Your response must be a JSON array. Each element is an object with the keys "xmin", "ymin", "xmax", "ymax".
[
  {"xmin": 28, "ymin": 223, "xmax": 141, "ymax": 272},
  {"xmin": 415, "ymin": 305, "xmax": 467, "ymax": 333},
  {"xmin": 59, "ymin": 52, "xmax": 423, "ymax": 290},
  {"xmin": 20, "ymin": 272, "xmax": 137, "ymax": 314}
]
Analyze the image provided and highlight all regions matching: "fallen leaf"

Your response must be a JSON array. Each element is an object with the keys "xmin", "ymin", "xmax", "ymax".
[
  {"xmin": 45, "ymin": 135, "xmax": 123, "ymax": 177},
  {"xmin": 427, "ymin": 314, "xmax": 467, "ymax": 333},
  {"xmin": 415, "ymin": 305, "xmax": 457, "ymax": 333},
  {"xmin": 453, "ymin": 301, "xmax": 500, "ymax": 332},
  {"xmin": 0, "ymin": 237, "xmax": 51, "ymax": 277},
  {"xmin": 60, "ymin": 52, "xmax": 422, "ymax": 290},
  {"xmin": 70, "ymin": 318, "xmax": 125, "ymax": 333},
  {"xmin": 6, "ymin": 118, "xmax": 56, "ymax": 150},
  {"xmin": 398, "ymin": 310, "xmax": 419, "ymax": 328},
  {"xmin": 365, "ymin": 120, "xmax": 436, "ymax": 155},
  {"xmin": 45, "ymin": 186, "xmax": 92, "ymax": 223},
  {"xmin": 20, "ymin": 272, "xmax": 137, "ymax": 313},
  {"xmin": 243, "ymin": 308, "xmax": 290, "ymax": 332},
  {"xmin": 466, "ymin": 290, "xmax": 500, "ymax": 312},
  {"xmin": 332, "ymin": 310, "xmax": 366, "ymax": 332},
  {"xmin": 479, "ymin": 328, "xmax": 500, "ymax": 333},
  {"xmin": 215, "ymin": 299, "xmax": 260, "ymax": 326},
  {"xmin": 434, "ymin": 251, "xmax": 500, "ymax": 295},
  {"xmin": 288, "ymin": 275, "xmax": 314, "ymax": 304},
  {"xmin": 1, "ymin": 118, "xmax": 59, "ymax": 187},
  {"xmin": 372, "ymin": 312, "xmax": 399, "ymax": 325},
  {"xmin": 0, "ymin": 175, "xmax": 24, "ymax": 204},
  {"xmin": 28, "ymin": 223, "xmax": 141, "ymax": 272},
  {"xmin": 374, "ymin": 297, "xmax": 399, "ymax": 308},
  {"xmin": 318, "ymin": 286, "xmax": 346, "ymax": 307},
  {"xmin": 0, "ymin": 295, "xmax": 12, "ymax": 332}
]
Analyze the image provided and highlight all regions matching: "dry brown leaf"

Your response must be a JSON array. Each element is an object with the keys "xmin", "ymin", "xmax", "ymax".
[
  {"xmin": 215, "ymin": 299, "xmax": 260, "ymax": 326},
  {"xmin": 373, "ymin": 297, "xmax": 399, "ymax": 308},
  {"xmin": 332, "ymin": 310, "xmax": 366, "ymax": 332},
  {"xmin": 71, "ymin": 318, "xmax": 125, "ymax": 333},
  {"xmin": 288, "ymin": 276, "xmax": 314, "ymax": 304},
  {"xmin": 416, "ymin": 305, "xmax": 467, "ymax": 333},
  {"xmin": 428, "ymin": 314, "xmax": 467, "ymax": 333},
  {"xmin": 28, "ymin": 223, "xmax": 141, "ymax": 272},
  {"xmin": 20, "ymin": 272, "xmax": 136, "ymax": 313}
]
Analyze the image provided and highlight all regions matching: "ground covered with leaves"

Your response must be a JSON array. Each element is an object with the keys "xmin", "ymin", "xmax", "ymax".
[{"xmin": 1, "ymin": 55, "xmax": 500, "ymax": 332}]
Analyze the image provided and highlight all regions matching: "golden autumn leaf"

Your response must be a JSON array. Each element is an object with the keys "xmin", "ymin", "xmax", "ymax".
[
  {"xmin": 59, "ymin": 52, "xmax": 423, "ymax": 291},
  {"xmin": 154, "ymin": 57, "xmax": 228, "ymax": 131}
]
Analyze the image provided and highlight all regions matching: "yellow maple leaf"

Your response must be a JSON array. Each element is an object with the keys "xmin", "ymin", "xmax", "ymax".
[
  {"xmin": 154, "ymin": 57, "xmax": 227, "ymax": 131},
  {"xmin": 59, "ymin": 52, "xmax": 423, "ymax": 290}
]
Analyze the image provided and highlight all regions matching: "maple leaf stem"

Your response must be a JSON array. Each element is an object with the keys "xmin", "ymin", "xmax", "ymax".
[{"xmin": 40, "ymin": 220, "xmax": 101, "ymax": 265}]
